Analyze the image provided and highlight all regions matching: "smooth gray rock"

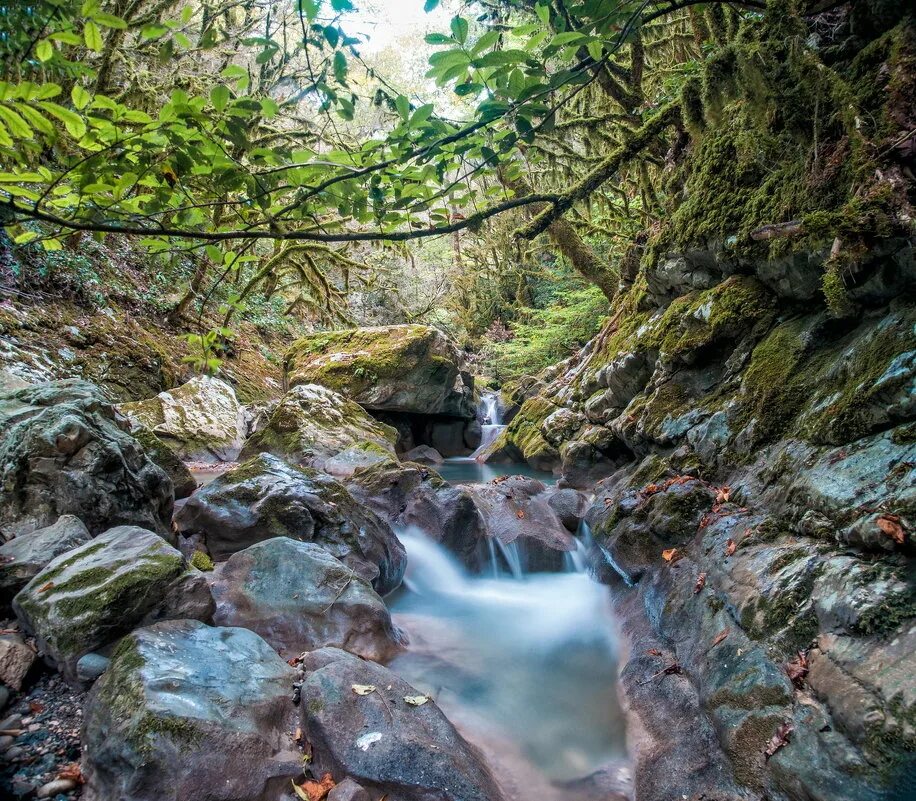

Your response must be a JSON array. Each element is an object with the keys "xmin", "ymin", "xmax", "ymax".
[
  {"xmin": 0, "ymin": 632, "xmax": 35, "ymax": 691},
  {"xmin": 300, "ymin": 647, "xmax": 506, "ymax": 801},
  {"xmin": 210, "ymin": 538, "xmax": 404, "ymax": 662},
  {"xmin": 13, "ymin": 526, "xmax": 213, "ymax": 682},
  {"xmin": 82, "ymin": 620, "xmax": 300, "ymax": 801},
  {"xmin": 76, "ymin": 652, "xmax": 111, "ymax": 684},
  {"xmin": 403, "ymin": 445, "xmax": 444, "ymax": 465},
  {"xmin": 0, "ymin": 380, "xmax": 173, "ymax": 539},
  {"xmin": 0, "ymin": 515, "xmax": 92, "ymax": 604},
  {"xmin": 174, "ymin": 454, "xmax": 406, "ymax": 595}
]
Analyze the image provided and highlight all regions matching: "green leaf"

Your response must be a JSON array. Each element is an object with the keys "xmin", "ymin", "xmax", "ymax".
[
  {"xmin": 14, "ymin": 104, "xmax": 54, "ymax": 136},
  {"xmin": 84, "ymin": 20, "xmax": 103, "ymax": 52},
  {"xmin": 35, "ymin": 40, "xmax": 54, "ymax": 62},
  {"xmin": 13, "ymin": 231, "xmax": 39, "ymax": 244},
  {"xmin": 424, "ymin": 33, "xmax": 453, "ymax": 45},
  {"xmin": 50, "ymin": 32, "xmax": 83, "ymax": 45},
  {"xmin": 333, "ymin": 51, "xmax": 348, "ymax": 84},
  {"xmin": 210, "ymin": 84, "xmax": 230, "ymax": 112},
  {"xmin": 0, "ymin": 105, "xmax": 31, "ymax": 139},
  {"xmin": 535, "ymin": 3, "xmax": 550, "ymax": 24},
  {"xmin": 395, "ymin": 94, "xmax": 410, "ymax": 120},
  {"xmin": 38, "ymin": 101, "xmax": 87, "ymax": 139},
  {"xmin": 92, "ymin": 12, "xmax": 127, "ymax": 29},
  {"xmin": 71, "ymin": 85, "xmax": 91, "ymax": 110},
  {"xmin": 587, "ymin": 40, "xmax": 604, "ymax": 62},
  {"xmin": 424, "ymin": 0, "xmax": 440, "ymax": 11},
  {"xmin": 450, "ymin": 16, "xmax": 468, "ymax": 45},
  {"xmin": 409, "ymin": 103, "xmax": 434, "ymax": 128}
]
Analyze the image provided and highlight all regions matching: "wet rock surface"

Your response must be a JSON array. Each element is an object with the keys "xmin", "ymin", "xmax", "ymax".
[
  {"xmin": 13, "ymin": 526, "xmax": 213, "ymax": 682},
  {"xmin": 174, "ymin": 453, "xmax": 406, "ymax": 594},
  {"xmin": 82, "ymin": 620, "xmax": 300, "ymax": 801},
  {"xmin": 298, "ymin": 647, "xmax": 506, "ymax": 801},
  {"xmin": 209, "ymin": 537, "xmax": 404, "ymax": 662},
  {"xmin": 0, "ymin": 381, "xmax": 174, "ymax": 539}
]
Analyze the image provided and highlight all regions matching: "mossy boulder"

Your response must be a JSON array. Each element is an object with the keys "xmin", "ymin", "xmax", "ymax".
[
  {"xmin": 0, "ymin": 380, "xmax": 173, "ymax": 538},
  {"xmin": 239, "ymin": 383, "xmax": 398, "ymax": 471},
  {"xmin": 285, "ymin": 325, "xmax": 476, "ymax": 418},
  {"xmin": 481, "ymin": 395, "xmax": 561, "ymax": 472},
  {"xmin": 174, "ymin": 454, "xmax": 406, "ymax": 595},
  {"xmin": 12, "ymin": 526, "xmax": 213, "ymax": 682},
  {"xmin": 210, "ymin": 537, "xmax": 404, "ymax": 662},
  {"xmin": 82, "ymin": 620, "xmax": 300, "ymax": 801},
  {"xmin": 128, "ymin": 424, "xmax": 197, "ymax": 499},
  {"xmin": 119, "ymin": 375, "xmax": 247, "ymax": 463},
  {"xmin": 0, "ymin": 515, "xmax": 91, "ymax": 606}
]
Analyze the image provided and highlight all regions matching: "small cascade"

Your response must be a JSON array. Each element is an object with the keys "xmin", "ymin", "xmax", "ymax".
[
  {"xmin": 578, "ymin": 520, "xmax": 634, "ymax": 587},
  {"xmin": 471, "ymin": 390, "xmax": 506, "ymax": 459}
]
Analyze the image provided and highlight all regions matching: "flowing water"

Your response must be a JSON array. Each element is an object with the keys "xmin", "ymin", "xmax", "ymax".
[
  {"xmin": 472, "ymin": 390, "xmax": 506, "ymax": 457},
  {"xmin": 388, "ymin": 528, "xmax": 628, "ymax": 795}
]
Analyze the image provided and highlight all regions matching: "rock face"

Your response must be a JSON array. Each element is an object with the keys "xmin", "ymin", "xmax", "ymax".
[
  {"xmin": 0, "ymin": 515, "xmax": 92, "ymax": 605},
  {"xmin": 466, "ymin": 476, "xmax": 577, "ymax": 572},
  {"xmin": 346, "ymin": 460, "xmax": 486, "ymax": 569},
  {"xmin": 128, "ymin": 425, "xmax": 198, "ymax": 499},
  {"xmin": 299, "ymin": 647, "xmax": 506, "ymax": 801},
  {"xmin": 240, "ymin": 383, "xmax": 398, "ymax": 470},
  {"xmin": 285, "ymin": 325, "xmax": 476, "ymax": 419},
  {"xmin": 174, "ymin": 454, "xmax": 406, "ymax": 595},
  {"xmin": 82, "ymin": 620, "xmax": 300, "ymax": 801},
  {"xmin": 119, "ymin": 375, "xmax": 247, "ymax": 463},
  {"xmin": 0, "ymin": 380, "xmax": 174, "ymax": 538},
  {"xmin": 13, "ymin": 526, "xmax": 213, "ymax": 681},
  {"xmin": 209, "ymin": 538, "xmax": 404, "ymax": 662},
  {"xmin": 502, "ymin": 256, "xmax": 916, "ymax": 798}
]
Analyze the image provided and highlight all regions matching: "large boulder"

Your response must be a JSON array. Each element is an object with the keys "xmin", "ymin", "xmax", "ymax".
[
  {"xmin": 285, "ymin": 325, "xmax": 476, "ymax": 419},
  {"xmin": 240, "ymin": 384, "xmax": 398, "ymax": 471},
  {"xmin": 0, "ymin": 515, "xmax": 91, "ymax": 605},
  {"xmin": 465, "ymin": 476, "xmax": 577, "ymax": 572},
  {"xmin": 13, "ymin": 526, "xmax": 213, "ymax": 681},
  {"xmin": 174, "ymin": 454, "xmax": 406, "ymax": 595},
  {"xmin": 299, "ymin": 647, "xmax": 506, "ymax": 801},
  {"xmin": 0, "ymin": 380, "xmax": 174, "ymax": 538},
  {"xmin": 128, "ymin": 424, "xmax": 198, "ymax": 499},
  {"xmin": 209, "ymin": 538, "xmax": 404, "ymax": 662},
  {"xmin": 82, "ymin": 620, "xmax": 301, "ymax": 801},
  {"xmin": 119, "ymin": 375, "xmax": 247, "ymax": 463},
  {"xmin": 346, "ymin": 460, "xmax": 486, "ymax": 569}
]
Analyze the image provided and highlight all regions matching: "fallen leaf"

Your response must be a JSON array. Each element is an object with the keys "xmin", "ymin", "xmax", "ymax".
[
  {"xmin": 662, "ymin": 662, "xmax": 683, "ymax": 676},
  {"xmin": 28, "ymin": 701, "xmax": 44, "ymax": 714},
  {"xmin": 515, "ymin": 510, "xmax": 525, "ymax": 519},
  {"xmin": 404, "ymin": 695, "xmax": 429, "ymax": 706},
  {"xmin": 694, "ymin": 572, "xmax": 707, "ymax": 594},
  {"xmin": 876, "ymin": 513, "xmax": 906, "ymax": 544},
  {"xmin": 715, "ymin": 485, "xmax": 731, "ymax": 504},
  {"xmin": 292, "ymin": 773, "xmax": 336, "ymax": 801},
  {"xmin": 57, "ymin": 763, "xmax": 83, "ymax": 784},
  {"xmin": 711, "ymin": 629, "xmax": 729, "ymax": 648},
  {"xmin": 294, "ymin": 726, "xmax": 303, "ymax": 742},
  {"xmin": 38, "ymin": 581, "xmax": 55, "ymax": 593},
  {"xmin": 646, "ymin": 648, "xmax": 663, "ymax": 657},
  {"xmin": 351, "ymin": 684, "xmax": 376, "ymax": 696},
  {"xmin": 785, "ymin": 650, "xmax": 809, "ymax": 688},
  {"xmin": 725, "ymin": 538, "xmax": 737, "ymax": 557},
  {"xmin": 662, "ymin": 548, "xmax": 682, "ymax": 564},
  {"xmin": 764, "ymin": 721, "xmax": 793, "ymax": 759}
]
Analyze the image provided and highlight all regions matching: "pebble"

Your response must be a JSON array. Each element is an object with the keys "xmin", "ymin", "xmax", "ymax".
[
  {"xmin": 5, "ymin": 744, "xmax": 24, "ymax": 759},
  {"xmin": 37, "ymin": 778, "xmax": 77, "ymax": 797},
  {"xmin": 0, "ymin": 713, "xmax": 22, "ymax": 729},
  {"xmin": 0, "ymin": 684, "xmax": 9, "ymax": 711},
  {"xmin": 0, "ymin": 734, "xmax": 12, "ymax": 750}
]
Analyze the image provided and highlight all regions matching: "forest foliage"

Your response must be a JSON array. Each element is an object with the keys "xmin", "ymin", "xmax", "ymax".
[{"xmin": 1, "ymin": 0, "xmax": 912, "ymax": 380}]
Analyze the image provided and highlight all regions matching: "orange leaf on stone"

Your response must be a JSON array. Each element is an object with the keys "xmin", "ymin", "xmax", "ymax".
[
  {"xmin": 292, "ymin": 773, "xmax": 336, "ymax": 801},
  {"xmin": 785, "ymin": 650, "xmax": 809, "ymax": 688},
  {"xmin": 711, "ymin": 629, "xmax": 729, "ymax": 648},
  {"xmin": 646, "ymin": 648, "xmax": 662, "ymax": 657},
  {"xmin": 715, "ymin": 485, "xmax": 731, "ymax": 504},
  {"xmin": 57, "ymin": 763, "xmax": 83, "ymax": 784},
  {"xmin": 515, "ymin": 510, "xmax": 525, "ymax": 519},
  {"xmin": 662, "ymin": 548, "xmax": 682, "ymax": 564},
  {"xmin": 876, "ymin": 513, "xmax": 906, "ymax": 544},
  {"xmin": 764, "ymin": 722, "xmax": 793, "ymax": 759},
  {"xmin": 694, "ymin": 572, "xmax": 707, "ymax": 594},
  {"xmin": 725, "ymin": 538, "xmax": 737, "ymax": 557}
]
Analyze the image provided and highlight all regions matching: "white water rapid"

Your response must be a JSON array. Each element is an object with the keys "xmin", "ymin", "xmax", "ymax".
[
  {"xmin": 389, "ymin": 527, "xmax": 628, "ymax": 789},
  {"xmin": 471, "ymin": 390, "xmax": 506, "ymax": 458}
]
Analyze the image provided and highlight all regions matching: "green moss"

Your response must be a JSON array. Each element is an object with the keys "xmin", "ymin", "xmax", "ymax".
[
  {"xmin": 850, "ymin": 585, "xmax": 916, "ymax": 637},
  {"xmin": 190, "ymin": 551, "xmax": 214, "ymax": 571}
]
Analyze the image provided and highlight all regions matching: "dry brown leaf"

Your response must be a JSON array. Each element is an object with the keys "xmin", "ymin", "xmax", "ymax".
[
  {"xmin": 292, "ymin": 773, "xmax": 336, "ymax": 801},
  {"xmin": 694, "ymin": 572, "xmax": 707, "ymax": 594},
  {"xmin": 715, "ymin": 485, "xmax": 731, "ymax": 504},
  {"xmin": 57, "ymin": 763, "xmax": 83, "ymax": 784},
  {"xmin": 785, "ymin": 651, "xmax": 809, "ymax": 688},
  {"xmin": 28, "ymin": 701, "xmax": 44, "ymax": 714},
  {"xmin": 662, "ymin": 548, "xmax": 682, "ymax": 564},
  {"xmin": 646, "ymin": 648, "xmax": 663, "ymax": 657},
  {"xmin": 711, "ymin": 629, "xmax": 729, "ymax": 648},
  {"xmin": 764, "ymin": 722, "xmax": 793, "ymax": 759},
  {"xmin": 725, "ymin": 538, "xmax": 737, "ymax": 557},
  {"xmin": 876, "ymin": 513, "xmax": 906, "ymax": 544},
  {"xmin": 351, "ymin": 684, "xmax": 376, "ymax": 696},
  {"xmin": 38, "ymin": 581, "xmax": 55, "ymax": 593},
  {"xmin": 404, "ymin": 695, "xmax": 430, "ymax": 706},
  {"xmin": 515, "ymin": 510, "xmax": 525, "ymax": 519}
]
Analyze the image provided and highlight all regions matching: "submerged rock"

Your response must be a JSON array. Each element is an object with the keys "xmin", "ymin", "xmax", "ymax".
[
  {"xmin": 299, "ymin": 647, "xmax": 506, "ymax": 801},
  {"xmin": 174, "ymin": 454, "xmax": 406, "ymax": 594},
  {"xmin": 119, "ymin": 375, "xmax": 247, "ymax": 463},
  {"xmin": 82, "ymin": 620, "xmax": 300, "ymax": 801},
  {"xmin": 13, "ymin": 526, "xmax": 213, "ymax": 682},
  {"xmin": 285, "ymin": 324, "xmax": 476, "ymax": 418},
  {"xmin": 0, "ymin": 515, "xmax": 91, "ymax": 605},
  {"xmin": 0, "ymin": 380, "xmax": 174, "ymax": 538},
  {"xmin": 210, "ymin": 537, "xmax": 404, "ymax": 662},
  {"xmin": 240, "ymin": 383, "xmax": 398, "ymax": 470}
]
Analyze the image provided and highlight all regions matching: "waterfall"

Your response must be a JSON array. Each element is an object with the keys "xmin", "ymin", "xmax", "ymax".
[{"xmin": 472, "ymin": 390, "xmax": 506, "ymax": 459}]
